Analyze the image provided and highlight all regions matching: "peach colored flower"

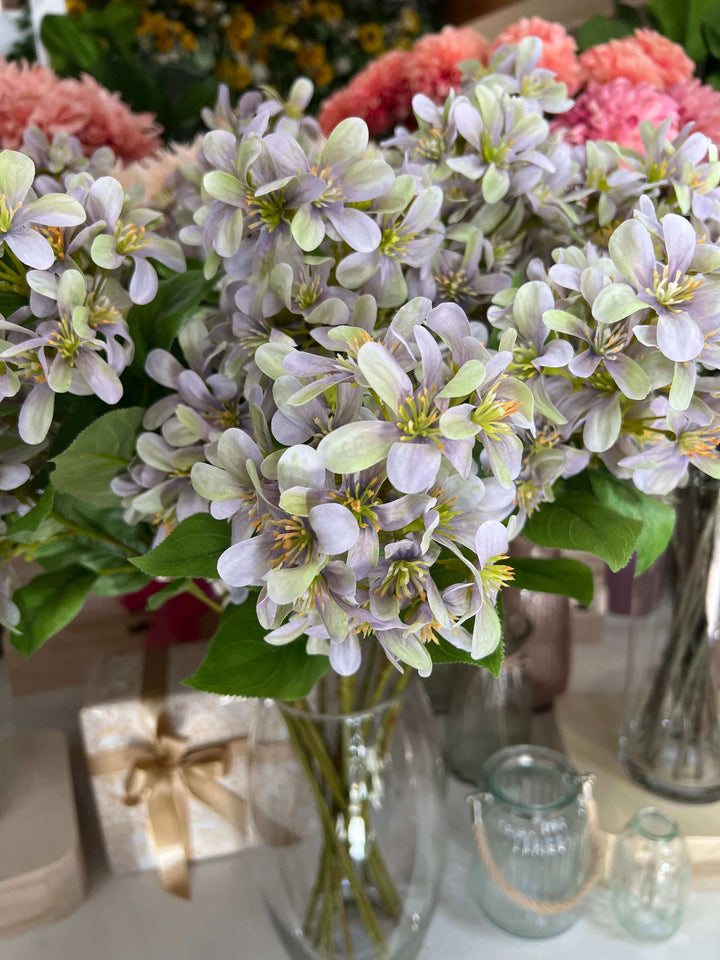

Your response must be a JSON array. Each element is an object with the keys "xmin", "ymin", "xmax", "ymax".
[
  {"xmin": 553, "ymin": 79, "xmax": 680, "ymax": 152},
  {"xmin": 491, "ymin": 17, "xmax": 582, "ymax": 95},
  {"xmin": 632, "ymin": 30, "xmax": 694, "ymax": 88},
  {"xmin": 319, "ymin": 50, "xmax": 413, "ymax": 137},
  {"xmin": 406, "ymin": 26, "xmax": 489, "ymax": 101},
  {"xmin": 0, "ymin": 59, "xmax": 161, "ymax": 162},
  {"xmin": 670, "ymin": 80, "xmax": 720, "ymax": 146},
  {"xmin": 580, "ymin": 30, "xmax": 693, "ymax": 91}
]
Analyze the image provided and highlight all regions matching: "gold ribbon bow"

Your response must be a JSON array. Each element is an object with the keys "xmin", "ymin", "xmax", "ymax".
[{"xmin": 87, "ymin": 648, "xmax": 295, "ymax": 899}]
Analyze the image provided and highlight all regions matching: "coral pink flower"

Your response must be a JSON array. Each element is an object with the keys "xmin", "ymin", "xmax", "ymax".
[
  {"xmin": 406, "ymin": 26, "xmax": 489, "ymax": 102},
  {"xmin": 632, "ymin": 30, "xmax": 694, "ymax": 87},
  {"xmin": 580, "ymin": 30, "xmax": 693, "ymax": 91},
  {"xmin": 491, "ymin": 17, "xmax": 582, "ymax": 95},
  {"xmin": 553, "ymin": 79, "xmax": 680, "ymax": 152},
  {"xmin": 319, "ymin": 50, "xmax": 413, "ymax": 137},
  {"xmin": 0, "ymin": 59, "xmax": 161, "ymax": 162},
  {"xmin": 670, "ymin": 80, "xmax": 720, "ymax": 146}
]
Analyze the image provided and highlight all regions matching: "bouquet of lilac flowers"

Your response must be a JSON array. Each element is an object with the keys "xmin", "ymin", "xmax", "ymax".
[{"xmin": 4, "ymin": 39, "xmax": 720, "ymax": 954}]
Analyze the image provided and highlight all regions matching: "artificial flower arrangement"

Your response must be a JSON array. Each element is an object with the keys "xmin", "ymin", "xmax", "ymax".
[
  {"xmin": 3, "ymin": 36, "xmax": 720, "ymax": 956},
  {"xmin": 27, "ymin": 0, "xmax": 436, "ymax": 143},
  {"xmin": 320, "ymin": 20, "xmax": 720, "ymax": 153}
]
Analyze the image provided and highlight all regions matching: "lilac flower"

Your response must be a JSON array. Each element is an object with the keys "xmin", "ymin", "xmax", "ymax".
[
  {"xmin": 0, "ymin": 150, "xmax": 85, "ymax": 269},
  {"xmin": 88, "ymin": 177, "xmax": 185, "ymax": 304},
  {"xmin": 336, "ymin": 186, "xmax": 444, "ymax": 307}
]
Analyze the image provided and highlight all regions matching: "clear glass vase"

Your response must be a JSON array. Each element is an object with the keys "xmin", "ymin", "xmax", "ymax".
[
  {"xmin": 248, "ymin": 676, "xmax": 445, "ymax": 960},
  {"xmin": 445, "ymin": 658, "xmax": 532, "ymax": 785},
  {"xmin": 620, "ymin": 481, "xmax": 720, "ymax": 803},
  {"xmin": 610, "ymin": 808, "xmax": 691, "ymax": 941},
  {"xmin": 468, "ymin": 745, "xmax": 596, "ymax": 938}
]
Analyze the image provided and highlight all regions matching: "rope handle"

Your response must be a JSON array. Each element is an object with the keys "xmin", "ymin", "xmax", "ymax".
[{"xmin": 470, "ymin": 776, "xmax": 604, "ymax": 916}]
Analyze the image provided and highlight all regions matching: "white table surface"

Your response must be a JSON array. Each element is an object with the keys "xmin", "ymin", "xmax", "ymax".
[{"xmin": 1, "ymin": 615, "xmax": 718, "ymax": 960}]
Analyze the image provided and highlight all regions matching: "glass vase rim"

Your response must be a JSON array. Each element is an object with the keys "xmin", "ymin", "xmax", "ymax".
[
  {"xmin": 483, "ymin": 744, "xmax": 581, "ymax": 813},
  {"xmin": 274, "ymin": 688, "xmax": 405, "ymax": 721},
  {"xmin": 631, "ymin": 807, "xmax": 680, "ymax": 842}
]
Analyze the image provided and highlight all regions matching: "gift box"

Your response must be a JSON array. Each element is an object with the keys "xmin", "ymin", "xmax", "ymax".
[{"xmin": 80, "ymin": 643, "xmax": 262, "ymax": 898}]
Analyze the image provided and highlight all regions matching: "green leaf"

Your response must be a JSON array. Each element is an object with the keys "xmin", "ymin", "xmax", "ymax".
[
  {"xmin": 51, "ymin": 407, "xmax": 144, "ymax": 507},
  {"xmin": 12, "ymin": 566, "xmax": 97, "ymax": 657},
  {"xmin": 145, "ymin": 578, "xmax": 191, "ymax": 611},
  {"xmin": 428, "ymin": 635, "xmax": 504, "ymax": 678},
  {"xmin": 92, "ymin": 568, "xmax": 151, "ymax": 596},
  {"xmin": 41, "ymin": 14, "xmax": 104, "ymax": 72},
  {"xmin": 648, "ymin": 0, "xmax": 685, "ymax": 41},
  {"xmin": 703, "ymin": 19, "xmax": 720, "ymax": 58},
  {"xmin": 131, "ymin": 513, "xmax": 230, "ymax": 579},
  {"xmin": 525, "ymin": 492, "xmax": 642, "ymax": 572},
  {"xmin": 587, "ymin": 470, "xmax": 675, "ymax": 575},
  {"xmin": 576, "ymin": 15, "xmax": 635, "ymax": 51},
  {"xmin": 684, "ymin": 0, "xmax": 718, "ymax": 62},
  {"xmin": 508, "ymin": 557, "xmax": 594, "ymax": 606},
  {"xmin": 185, "ymin": 602, "xmax": 330, "ymax": 699},
  {"xmin": 126, "ymin": 270, "xmax": 216, "ymax": 372},
  {"xmin": 5, "ymin": 487, "xmax": 54, "ymax": 536}
]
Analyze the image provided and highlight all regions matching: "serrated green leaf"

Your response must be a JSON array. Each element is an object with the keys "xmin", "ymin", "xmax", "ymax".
[
  {"xmin": 525, "ymin": 492, "xmax": 642, "ymax": 571},
  {"xmin": 131, "ymin": 513, "xmax": 230, "ymax": 578},
  {"xmin": 12, "ymin": 566, "xmax": 97, "ymax": 657},
  {"xmin": 185, "ymin": 602, "xmax": 330, "ymax": 699},
  {"xmin": 92, "ymin": 569, "xmax": 151, "ymax": 596},
  {"xmin": 51, "ymin": 407, "xmax": 143, "ymax": 507},
  {"xmin": 507, "ymin": 557, "xmax": 594, "ymax": 606},
  {"xmin": 5, "ymin": 487, "xmax": 54, "ymax": 536},
  {"xmin": 587, "ymin": 470, "xmax": 675, "ymax": 575}
]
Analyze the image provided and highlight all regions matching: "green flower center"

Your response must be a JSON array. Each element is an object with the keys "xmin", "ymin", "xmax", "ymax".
[
  {"xmin": 114, "ymin": 221, "xmax": 149, "ymax": 254},
  {"xmin": 678, "ymin": 426, "xmax": 720, "ymax": 460},
  {"xmin": 268, "ymin": 516, "xmax": 313, "ymax": 567},
  {"xmin": 428, "ymin": 486, "xmax": 462, "ymax": 537},
  {"xmin": 245, "ymin": 187, "xmax": 286, "ymax": 232},
  {"xmin": 515, "ymin": 478, "xmax": 544, "ymax": 516},
  {"xmin": 507, "ymin": 345, "xmax": 539, "ymax": 379},
  {"xmin": 481, "ymin": 131, "xmax": 512, "ymax": 167},
  {"xmin": 433, "ymin": 267, "xmax": 471, "ymax": 302},
  {"xmin": 46, "ymin": 317, "xmax": 82, "ymax": 363},
  {"xmin": 309, "ymin": 166, "xmax": 344, "ymax": 207},
  {"xmin": 333, "ymin": 478, "xmax": 381, "ymax": 529},
  {"xmin": 0, "ymin": 195, "xmax": 19, "ymax": 233},
  {"xmin": 379, "ymin": 224, "xmax": 416, "ymax": 260},
  {"xmin": 471, "ymin": 391, "xmax": 521, "ymax": 437},
  {"xmin": 205, "ymin": 401, "xmax": 240, "ymax": 431},
  {"xmin": 396, "ymin": 388, "xmax": 441, "ymax": 439},
  {"xmin": 414, "ymin": 128, "xmax": 444, "ymax": 161},
  {"xmin": 292, "ymin": 274, "xmax": 322, "ymax": 309},
  {"xmin": 648, "ymin": 264, "xmax": 702, "ymax": 311},
  {"xmin": 381, "ymin": 556, "xmax": 429, "ymax": 600},
  {"xmin": 479, "ymin": 555, "xmax": 514, "ymax": 592}
]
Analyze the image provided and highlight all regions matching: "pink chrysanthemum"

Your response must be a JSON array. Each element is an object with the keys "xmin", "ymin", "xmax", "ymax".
[
  {"xmin": 406, "ymin": 26, "xmax": 489, "ymax": 102},
  {"xmin": 670, "ymin": 80, "xmax": 720, "ymax": 146},
  {"xmin": 553, "ymin": 79, "xmax": 680, "ymax": 152},
  {"xmin": 491, "ymin": 17, "xmax": 582, "ymax": 95},
  {"xmin": 632, "ymin": 30, "xmax": 694, "ymax": 87},
  {"xmin": 0, "ymin": 59, "xmax": 161, "ymax": 162},
  {"xmin": 319, "ymin": 50, "xmax": 413, "ymax": 137},
  {"xmin": 580, "ymin": 30, "xmax": 693, "ymax": 91}
]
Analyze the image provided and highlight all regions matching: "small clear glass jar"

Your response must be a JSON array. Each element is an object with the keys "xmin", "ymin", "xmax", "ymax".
[
  {"xmin": 610, "ymin": 808, "xmax": 691, "ymax": 941},
  {"xmin": 469, "ymin": 745, "xmax": 596, "ymax": 938}
]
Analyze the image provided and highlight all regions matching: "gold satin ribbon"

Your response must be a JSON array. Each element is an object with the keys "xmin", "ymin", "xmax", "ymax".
[{"xmin": 87, "ymin": 648, "xmax": 295, "ymax": 898}]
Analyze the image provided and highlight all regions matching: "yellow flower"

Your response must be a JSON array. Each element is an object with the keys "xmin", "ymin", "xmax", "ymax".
[
  {"xmin": 357, "ymin": 23, "xmax": 384, "ymax": 55},
  {"xmin": 215, "ymin": 60, "xmax": 253, "ymax": 91},
  {"xmin": 296, "ymin": 43, "xmax": 326, "ymax": 72},
  {"xmin": 314, "ymin": 61, "xmax": 334, "ymax": 87},
  {"xmin": 312, "ymin": 1, "xmax": 343, "ymax": 22},
  {"xmin": 280, "ymin": 34, "xmax": 302, "ymax": 53},
  {"xmin": 154, "ymin": 32, "xmax": 174, "ymax": 53},
  {"xmin": 179, "ymin": 29, "xmax": 198, "ymax": 51},
  {"xmin": 224, "ymin": 10, "xmax": 255, "ymax": 50},
  {"xmin": 399, "ymin": 7, "xmax": 422, "ymax": 35},
  {"xmin": 66, "ymin": 0, "xmax": 87, "ymax": 20},
  {"xmin": 274, "ymin": 2, "xmax": 297, "ymax": 23}
]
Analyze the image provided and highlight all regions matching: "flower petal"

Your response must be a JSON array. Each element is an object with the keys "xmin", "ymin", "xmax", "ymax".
[
  {"xmin": 386, "ymin": 441, "xmax": 441, "ymax": 494},
  {"xmin": 309, "ymin": 502, "xmax": 359, "ymax": 554}
]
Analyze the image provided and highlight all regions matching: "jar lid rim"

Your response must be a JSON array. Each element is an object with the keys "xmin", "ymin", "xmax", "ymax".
[{"xmin": 483, "ymin": 744, "xmax": 581, "ymax": 812}]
